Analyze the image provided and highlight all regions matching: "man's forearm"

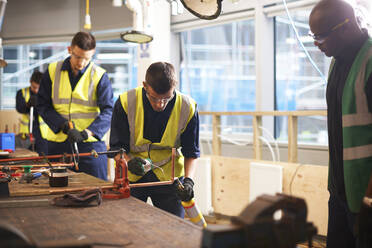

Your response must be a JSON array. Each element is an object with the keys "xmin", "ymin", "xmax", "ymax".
[{"xmin": 184, "ymin": 157, "xmax": 197, "ymax": 179}]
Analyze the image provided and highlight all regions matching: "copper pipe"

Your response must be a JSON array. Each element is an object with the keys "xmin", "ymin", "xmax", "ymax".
[
  {"xmin": 0, "ymin": 153, "xmax": 93, "ymax": 163},
  {"xmin": 4, "ymin": 163, "xmax": 74, "ymax": 169},
  {"xmin": 129, "ymin": 147, "xmax": 177, "ymax": 188},
  {"xmin": 49, "ymin": 185, "xmax": 114, "ymax": 194},
  {"xmin": 129, "ymin": 180, "xmax": 174, "ymax": 188}
]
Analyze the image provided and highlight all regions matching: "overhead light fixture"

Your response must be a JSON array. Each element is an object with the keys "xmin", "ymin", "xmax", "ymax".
[
  {"xmin": 120, "ymin": 30, "xmax": 153, "ymax": 44},
  {"xmin": 112, "ymin": 0, "xmax": 123, "ymax": 7},
  {"xmin": 0, "ymin": 0, "xmax": 7, "ymax": 67},
  {"xmin": 84, "ymin": 0, "xmax": 92, "ymax": 30},
  {"xmin": 122, "ymin": 0, "xmax": 153, "ymax": 44},
  {"xmin": 179, "ymin": 0, "xmax": 222, "ymax": 20}
]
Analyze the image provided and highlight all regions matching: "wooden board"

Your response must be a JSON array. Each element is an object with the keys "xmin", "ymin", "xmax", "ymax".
[
  {"xmin": 0, "ymin": 196, "xmax": 202, "ymax": 248},
  {"xmin": 212, "ymin": 156, "xmax": 250, "ymax": 216},
  {"xmin": 9, "ymin": 172, "xmax": 112, "ymax": 196},
  {"xmin": 210, "ymin": 156, "xmax": 329, "ymax": 235},
  {"xmin": 9, "ymin": 148, "xmax": 38, "ymax": 158}
]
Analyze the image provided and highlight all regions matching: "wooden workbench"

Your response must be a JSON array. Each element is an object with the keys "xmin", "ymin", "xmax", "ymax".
[
  {"xmin": 0, "ymin": 196, "xmax": 202, "ymax": 248},
  {"xmin": 0, "ymin": 172, "xmax": 202, "ymax": 248},
  {"xmin": 9, "ymin": 171, "xmax": 112, "ymax": 196}
]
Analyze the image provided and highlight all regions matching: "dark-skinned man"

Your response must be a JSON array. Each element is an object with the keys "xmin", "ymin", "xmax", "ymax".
[
  {"xmin": 109, "ymin": 62, "xmax": 200, "ymax": 217},
  {"xmin": 37, "ymin": 32, "xmax": 113, "ymax": 180},
  {"xmin": 309, "ymin": 0, "xmax": 372, "ymax": 247}
]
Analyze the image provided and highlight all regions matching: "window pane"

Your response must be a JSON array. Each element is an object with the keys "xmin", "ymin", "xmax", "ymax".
[
  {"xmin": 180, "ymin": 20, "xmax": 255, "ymax": 133},
  {"xmin": 1, "ymin": 39, "xmax": 137, "ymax": 109},
  {"xmin": 275, "ymin": 11, "xmax": 331, "ymax": 145}
]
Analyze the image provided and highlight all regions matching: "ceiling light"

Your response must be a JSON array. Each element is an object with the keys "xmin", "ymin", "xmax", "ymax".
[
  {"xmin": 120, "ymin": 30, "xmax": 153, "ymax": 44},
  {"xmin": 179, "ymin": 0, "xmax": 222, "ymax": 20}
]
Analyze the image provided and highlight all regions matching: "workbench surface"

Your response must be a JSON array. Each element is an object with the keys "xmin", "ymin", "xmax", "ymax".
[
  {"xmin": 0, "ymin": 195, "xmax": 202, "ymax": 248},
  {"xmin": 9, "ymin": 171, "xmax": 113, "ymax": 197}
]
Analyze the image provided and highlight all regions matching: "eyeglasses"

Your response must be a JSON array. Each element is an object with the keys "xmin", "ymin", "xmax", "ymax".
[
  {"xmin": 308, "ymin": 18, "xmax": 349, "ymax": 44},
  {"xmin": 145, "ymin": 90, "xmax": 175, "ymax": 104},
  {"xmin": 71, "ymin": 51, "xmax": 92, "ymax": 62}
]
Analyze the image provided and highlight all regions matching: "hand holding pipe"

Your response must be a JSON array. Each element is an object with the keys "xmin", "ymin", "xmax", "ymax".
[{"xmin": 68, "ymin": 121, "xmax": 79, "ymax": 171}]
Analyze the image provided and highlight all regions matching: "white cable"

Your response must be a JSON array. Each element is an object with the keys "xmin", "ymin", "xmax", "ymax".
[
  {"xmin": 259, "ymin": 126, "xmax": 280, "ymax": 162},
  {"xmin": 281, "ymin": 0, "xmax": 327, "ymax": 85},
  {"xmin": 259, "ymin": 136, "xmax": 277, "ymax": 162}
]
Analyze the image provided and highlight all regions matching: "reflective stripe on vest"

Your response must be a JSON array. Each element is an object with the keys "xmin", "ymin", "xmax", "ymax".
[
  {"xmin": 120, "ymin": 86, "xmax": 196, "ymax": 181},
  {"xmin": 339, "ymin": 37, "xmax": 372, "ymax": 212},
  {"xmin": 19, "ymin": 87, "xmax": 31, "ymax": 134},
  {"xmin": 342, "ymin": 42, "xmax": 372, "ymax": 160},
  {"xmin": 41, "ymin": 60, "xmax": 105, "ymax": 142}
]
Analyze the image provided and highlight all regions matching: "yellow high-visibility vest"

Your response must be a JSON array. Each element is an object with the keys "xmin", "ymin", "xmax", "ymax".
[
  {"xmin": 40, "ymin": 61, "xmax": 105, "ymax": 142},
  {"xmin": 120, "ymin": 86, "xmax": 196, "ymax": 182}
]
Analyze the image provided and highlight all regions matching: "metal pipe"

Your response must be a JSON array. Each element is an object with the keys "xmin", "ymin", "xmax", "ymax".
[
  {"xmin": 0, "ymin": 0, "xmax": 7, "ymax": 33},
  {"xmin": 3, "ymin": 163, "xmax": 74, "ymax": 169},
  {"xmin": 129, "ymin": 147, "xmax": 177, "ymax": 188},
  {"xmin": 129, "ymin": 180, "xmax": 174, "ymax": 188},
  {"xmin": 0, "ymin": 149, "xmax": 124, "ymax": 163},
  {"xmin": 0, "ymin": 153, "xmax": 88, "ymax": 163},
  {"xmin": 125, "ymin": 0, "xmax": 143, "ymax": 31}
]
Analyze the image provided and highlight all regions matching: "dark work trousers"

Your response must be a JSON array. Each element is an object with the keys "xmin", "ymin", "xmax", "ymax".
[
  {"xmin": 33, "ymin": 123, "xmax": 48, "ymax": 156},
  {"xmin": 327, "ymin": 193, "xmax": 358, "ymax": 248},
  {"xmin": 130, "ymin": 171, "xmax": 184, "ymax": 218},
  {"xmin": 47, "ymin": 140, "xmax": 108, "ymax": 181}
]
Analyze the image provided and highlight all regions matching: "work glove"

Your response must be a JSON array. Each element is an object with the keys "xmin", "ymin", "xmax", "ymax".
[
  {"xmin": 175, "ymin": 177, "xmax": 194, "ymax": 202},
  {"xmin": 128, "ymin": 157, "xmax": 149, "ymax": 176},
  {"xmin": 67, "ymin": 129, "xmax": 88, "ymax": 143},
  {"xmin": 51, "ymin": 188, "xmax": 102, "ymax": 207},
  {"xmin": 61, "ymin": 121, "xmax": 71, "ymax": 134}
]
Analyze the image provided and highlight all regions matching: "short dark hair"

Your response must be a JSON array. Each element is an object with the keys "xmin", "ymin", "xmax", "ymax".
[
  {"xmin": 145, "ymin": 62, "xmax": 177, "ymax": 94},
  {"xmin": 71, "ymin": 32, "xmax": 96, "ymax": 50},
  {"xmin": 30, "ymin": 71, "xmax": 43, "ymax": 84}
]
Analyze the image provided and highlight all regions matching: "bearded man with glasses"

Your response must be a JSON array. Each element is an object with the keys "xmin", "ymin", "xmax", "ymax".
[
  {"xmin": 309, "ymin": 0, "xmax": 372, "ymax": 247},
  {"xmin": 109, "ymin": 62, "xmax": 200, "ymax": 217}
]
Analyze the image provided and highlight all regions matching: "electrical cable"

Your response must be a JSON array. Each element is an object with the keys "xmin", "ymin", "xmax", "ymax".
[
  {"xmin": 289, "ymin": 163, "xmax": 304, "ymax": 195},
  {"xmin": 281, "ymin": 0, "xmax": 327, "ymax": 85}
]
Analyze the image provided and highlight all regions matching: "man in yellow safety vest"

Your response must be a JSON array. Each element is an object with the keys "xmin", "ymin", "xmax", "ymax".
[{"xmin": 109, "ymin": 62, "xmax": 200, "ymax": 217}]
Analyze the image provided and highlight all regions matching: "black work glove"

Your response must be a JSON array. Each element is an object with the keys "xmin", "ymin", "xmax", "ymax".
[
  {"xmin": 67, "ymin": 129, "xmax": 88, "ymax": 143},
  {"xmin": 175, "ymin": 177, "xmax": 194, "ymax": 202},
  {"xmin": 127, "ymin": 157, "xmax": 148, "ymax": 176},
  {"xmin": 28, "ymin": 95, "xmax": 38, "ymax": 107},
  {"xmin": 61, "ymin": 121, "xmax": 70, "ymax": 134}
]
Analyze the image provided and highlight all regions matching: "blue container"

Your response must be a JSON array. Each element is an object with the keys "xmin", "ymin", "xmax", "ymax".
[{"xmin": 0, "ymin": 133, "xmax": 15, "ymax": 151}]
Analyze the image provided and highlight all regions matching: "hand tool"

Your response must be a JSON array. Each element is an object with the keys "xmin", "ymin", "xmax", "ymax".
[
  {"xmin": 102, "ymin": 148, "xmax": 177, "ymax": 199},
  {"xmin": 29, "ymin": 106, "xmax": 35, "ymax": 151},
  {"xmin": 175, "ymin": 178, "xmax": 207, "ymax": 228},
  {"xmin": 202, "ymin": 194, "xmax": 317, "ymax": 248},
  {"xmin": 68, "ymin": 121, "xmax": 79, "ymax": 171}
]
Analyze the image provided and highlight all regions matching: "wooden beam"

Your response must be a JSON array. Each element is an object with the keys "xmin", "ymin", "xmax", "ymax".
[
  {"xmin": 253, "ymin": 116, "xmax": 262, "ymax": 160},
  {"xmin": 212, "ymin": 115, "xmax": 221, "ymax": 156},
  {"xmin": 200, "ymin": 110, "xmax": 326, "ymax": 116},
  {"xmin": 288, "ymin": 115, "xmax": 298, "ymax": 163}
]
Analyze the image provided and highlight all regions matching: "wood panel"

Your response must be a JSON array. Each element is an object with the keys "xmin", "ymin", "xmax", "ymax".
[
  {"xmin": 0, "ymin": 110, "xmax": 21, "ymax": 133},
  {"xmin": 0, "ymin": 196, "xmax": 202, "ymax": 248},
  {"xmin": 212, "ymin": 156, "xmax": 250, "ymax": 216},
  {"xmin": 211, "ymin": 156, "xmax": 329, "ymax": 235},
  {"xmin": 281, "ymin": 162, "xmax": 329, "ymax": 236},
  {"xmin": 9, "ymin": 172, "xmax": 112, "ymax": 197}
]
